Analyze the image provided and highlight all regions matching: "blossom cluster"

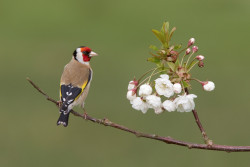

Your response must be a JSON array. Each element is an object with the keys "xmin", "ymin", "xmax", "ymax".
[
  {"xmin": 127, "ymin": 74, "xmax": 215, "ymax": 114},
  {"xmin": 127, "ymin": 74, "xmax": 214, "ymax": 114}
]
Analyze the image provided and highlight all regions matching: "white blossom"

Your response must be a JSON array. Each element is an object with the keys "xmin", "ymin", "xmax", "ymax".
[
  {"xmin": 159, "ymin": 74, "xmax": 169, "ymax": 80},
  {"xmin": 162, "ymin": 100, "xmax": 176, "ymax": 112},
  {"xmin": 174, "ymin": 94, "xmax": 197, "ymax": 112},
  {"xmin": 131, "ymin": 97, "xmax": 149, "ymax": 114},
  {"xmin": 154, "ymin": 107, "xmax": 163, "ymax": 114},
  {"xmin": 145, "ymin": 95, "xmax": 163, "ymax": 114},
  {"xmin": 155, "ymin": 75, "xmax": 174, "ymax": 98},
  {"xmin": 127, "ymin": 90, "xmax": 136, "ymax": 101},
  {"xmin": 145, "ymin": 95, "xmax": 162, "ymax": 108},
  {"xmin": 203, "ymin": 81, "xmax": 215, "ymax": 91},
  {"xmin": 139, "ymin": 84, "xmax": 152, "ymax": 97},
  {"xmin": 173, "ymin": 83, "xmax": 182, "ymax": 94},
  {"xmin": 128, "ymin": 81, "xmax": 136, "ymax": 91}
]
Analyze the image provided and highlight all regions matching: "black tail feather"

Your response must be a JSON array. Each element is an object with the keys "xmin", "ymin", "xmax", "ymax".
[{"xmin": 57, "ymin": 112, "xmax": 70, "ymax": 127}]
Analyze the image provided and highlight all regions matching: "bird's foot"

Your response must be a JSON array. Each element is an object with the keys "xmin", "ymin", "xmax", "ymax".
[
  {"xmin": 83, "ymin": 110, "xmax": 88, "ymax": 120},
  {"xmin": 57, "ymin": 101, "xmax": 62, "ymax": 107}
]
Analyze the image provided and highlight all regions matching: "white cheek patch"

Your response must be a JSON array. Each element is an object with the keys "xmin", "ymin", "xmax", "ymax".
[
  {"xmin": 76, "ymin": 48, "xmax": 81, "ymax": 52},
  {"xmin": 76, "ymin": 52, "xmax": 84, "ymax": 64}
]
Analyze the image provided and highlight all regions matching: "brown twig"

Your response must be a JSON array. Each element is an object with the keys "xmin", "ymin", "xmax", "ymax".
[
  {"xmin": 184, "ymin": 88, "xmax": 211, "ymax": 144},
  {"xmin": 27, "ymin": 77, "xmax": 250, "ymax": 152}
]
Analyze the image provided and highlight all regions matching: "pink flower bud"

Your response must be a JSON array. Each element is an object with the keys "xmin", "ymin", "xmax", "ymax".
[
  {"xmin": 196, "ymin": 55, "xmax": 204, "ymax": 61},
  {"xmin": 198, "ymin": 61, "xmax": 204, "ymax": 68},
  {"xmin": 188, "ymin": 38, "xmax": 195, "ymax": 46},
  {"xmin": 192, "ymin": 46, "xmax": 198, "ymax": 53},
  {"xmin": 170, "ymin": 50, "xmax": 178, "ymax": 55},
  {"xmin": 185, "ymin": 48, "xmax": 191, "ymax": 55}
]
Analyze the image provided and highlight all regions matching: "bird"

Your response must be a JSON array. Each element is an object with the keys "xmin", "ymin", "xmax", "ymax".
[{"xmin": 57, "ymin": 46, "xmax": 98, "ymax": 127}]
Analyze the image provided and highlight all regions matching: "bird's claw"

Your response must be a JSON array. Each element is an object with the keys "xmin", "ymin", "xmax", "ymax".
[
  {"xmin": 57, "ymin": 101, "xmax": 62, "ymax": 107},
  {"xmin": 83, "ymin": 112, "xmax": 88, "ymax": 120}
]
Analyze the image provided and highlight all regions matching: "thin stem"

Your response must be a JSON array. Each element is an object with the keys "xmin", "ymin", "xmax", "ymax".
[
  {"xmin": 189, "ymin": 78, "xmax": 202, "ymax": 83},
  {"xmin": 180, "ymin": 81, "xmax": 186, "ymax": 93},
  {"xmin": 185, "ymin": 52, "xmax": 195, "ymax": 69},
  {"xmin": 27, "ymin": 77, "xmax": 250, "ymax": 152},
  {"xmin": 180, "ymin": 53, "xmax": 186, "ymax": 67},
  {"xmin": 147, "ymin": 68, "xmax": 158, "ymax": 84},
  {"xmin": 138, "ymin": 67, "xmax": 159, "ymax": 82},
  {"xmin": 179, "ymin": 46, "xmax": 190, "ymax": 66},
  {"xmin": 187, "ymin": 60, "xmax": 199, "ymax": 73},
  {"xmin": 136, "ymin": 69, "xmax": 168, "ymax": 89},
  {"xmin": 184, "ymin": 88, "xmax": 210, "ymax": 143},
  {"xmin": 178, "ymin": 46, "xmax": 189, "ymax": 55}
]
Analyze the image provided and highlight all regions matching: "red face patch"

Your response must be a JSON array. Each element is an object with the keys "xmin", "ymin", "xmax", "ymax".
[
  {"xmin": 80, "ymin": 47, "xmax": 92, "ymax": 62},
  {"xmin": 83, "ymin": 55, "xmax": 91, "ymax": 62}
]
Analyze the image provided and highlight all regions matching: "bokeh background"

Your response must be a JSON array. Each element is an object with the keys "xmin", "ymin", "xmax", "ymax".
[{"xmin": 1, "ymin": 0, "xmax": 250, "ymax": 166}]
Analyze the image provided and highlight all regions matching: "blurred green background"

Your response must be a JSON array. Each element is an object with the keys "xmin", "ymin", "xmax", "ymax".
[{"xmin": 1, "ymin": 0, "xmax": 250, "ymax": 166}]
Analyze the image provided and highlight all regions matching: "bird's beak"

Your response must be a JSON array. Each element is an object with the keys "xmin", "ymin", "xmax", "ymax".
[{"xmin": 89, "ymin": 51, "xmax": 98, "ymax": 57}]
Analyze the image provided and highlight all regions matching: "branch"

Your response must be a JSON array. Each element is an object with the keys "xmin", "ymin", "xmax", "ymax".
[{"xmin": 27, "ymin": 77, "xmax": 250, "ymax": 152}]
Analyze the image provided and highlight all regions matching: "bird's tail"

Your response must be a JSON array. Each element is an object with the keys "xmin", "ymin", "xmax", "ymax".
[
  {"xmin": 57, "ymin": 112, "xmax": 70, "ymax": 127},
  {"xmin": 57, "ymin": 102, "xmax": 71, "ymax": 127}
]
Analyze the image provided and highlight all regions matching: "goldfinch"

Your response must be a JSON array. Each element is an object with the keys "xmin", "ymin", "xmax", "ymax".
[{"xmin": 57, "ymin": 46, "xmax": 98, "ymax": 127}]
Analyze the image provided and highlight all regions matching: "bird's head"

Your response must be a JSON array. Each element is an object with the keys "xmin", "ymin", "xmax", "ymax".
[{"xmin": 73, "ymin": 46, "xmax": 98, "ymax": 64}]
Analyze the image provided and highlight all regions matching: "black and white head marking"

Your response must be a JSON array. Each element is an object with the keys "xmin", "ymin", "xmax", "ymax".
[{"xmin": 73, "ymin": 46, "xmax": 90, "ymax": 65}]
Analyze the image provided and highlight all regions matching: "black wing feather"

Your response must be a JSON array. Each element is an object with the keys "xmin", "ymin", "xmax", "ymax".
[{"xmin": 60, "ymin": 84, "xmax": 82, "ymax": 113}]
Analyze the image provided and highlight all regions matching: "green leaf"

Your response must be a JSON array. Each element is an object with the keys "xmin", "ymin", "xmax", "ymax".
[
  {"xmin": 182, "ymin": 80, "xmax": 190, "ymax": 88},
  {"xmin": 166, "ymin": 62, "xmax": 176, "ymax": 72},
  {"xmin": 147, "ymin": 57, "xmax": 161, "ymax": 63},
  {"xmin": 169, "ymin": 27, "xmax": 176, "ymax": 40},
  {"xmin": 164, "ymin": 22, "xmax": 169, "ymax": 44},
  {"xmin": 175, "ymin": 59, "xmax": 180, "ymax": 67},
  {"xmin": 163, "ymin": 43, "xmax": 169, "ymax": 49},
  {"xmin": 149, "ymin": 52, "xmax": 161, "ymax": 58},
  {"xmin": 152, "ymin": 29, "xmax": 165, "ymax": 44},
  {"xmin": 174, "ymin": 44, "xmax": 182, "ymax": 50},
  {"xmin": 149, "ymin": 45, "xmax": 159, "ymax": 51}
]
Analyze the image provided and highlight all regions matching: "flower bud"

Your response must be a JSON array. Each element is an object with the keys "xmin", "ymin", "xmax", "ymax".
[
  {"xmin": 192, "ymin": 46, "xmax": 198, "ymax": 53},
  {"xmin": 170, "ymin": 50, "xmax": 178, "ymax": 56},
  {"xmin": 128, "ymin": 80, "xmax": 138, "ymax": 91},
  {"xmin": 185, "ymin": 48, "xmax": 191, "ymax": 55},
  {"xmin": 198, "ymin": 61, "xmax": 204, "ymax": 68},
  {"xmin": 188, "ymin": 38, "xmax": 195, "ymax": 46},
  {"xmin": 202, "ymin": 81, "xmax": 215, "ymax": 91},
  {"xmin": 173, "ymin": 83, "xmax": 182, "ymax": 94},
  {"xmin": 196, "ymin": 55, "xmax": 204, "ymax": 61}
]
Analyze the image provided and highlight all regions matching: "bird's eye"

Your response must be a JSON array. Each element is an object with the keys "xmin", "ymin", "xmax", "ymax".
[{"xmin": 82, "ymin": 51, "xmax": 90, "ymax": 55}]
